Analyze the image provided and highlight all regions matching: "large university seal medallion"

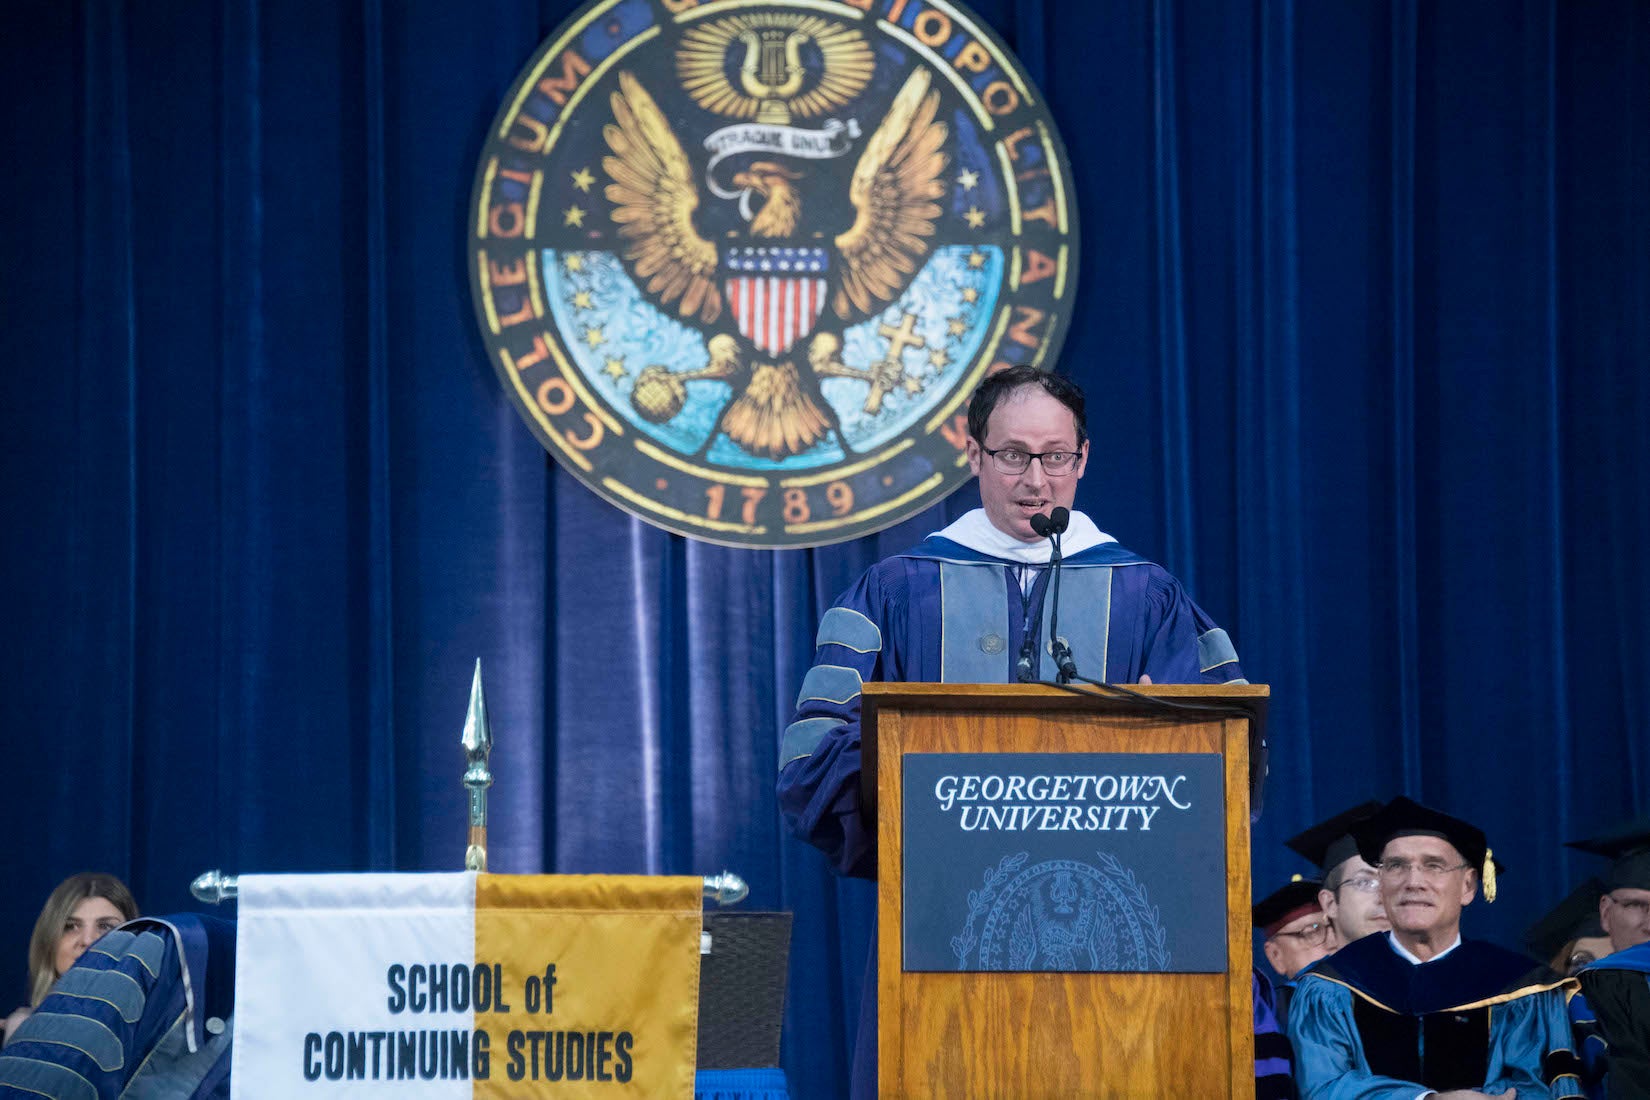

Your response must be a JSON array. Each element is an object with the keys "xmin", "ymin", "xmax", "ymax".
[{"xmin": 469, "ymin": 0, "xmax": 1078, "ymax": 547}]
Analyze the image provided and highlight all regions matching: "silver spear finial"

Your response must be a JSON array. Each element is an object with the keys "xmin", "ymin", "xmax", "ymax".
[{"xmin": 462, "ymin": 659, "xmax": 494, "ymax": 871}]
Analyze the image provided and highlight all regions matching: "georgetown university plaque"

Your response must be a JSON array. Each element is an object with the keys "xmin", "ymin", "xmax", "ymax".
[{"xmin": 902, "ymin": 751, "xmax": 1228, "ymax": 973}]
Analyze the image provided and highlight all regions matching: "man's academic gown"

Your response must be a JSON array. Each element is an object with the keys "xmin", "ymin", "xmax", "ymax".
[
  {"xmin": 777, "ymin": 519, "xmax": 1245, "ymax": 880},
  {"xmin": 1288, "ymin": 932, "xmax": 1584, "ymax": 1099},
  {"xmin": 1577, "ymin": 940, "xmax": 1650, "ymax": 1098},
  {"xmin": 1256, "ymin": 969, "xmax": 1301, "ymax": 1100}
]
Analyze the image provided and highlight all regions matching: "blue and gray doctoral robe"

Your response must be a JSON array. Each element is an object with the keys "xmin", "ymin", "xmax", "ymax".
[
  {"xmin": 1288, "ymin": 933, "xmax": 1584, "ymax": 1100},
  {"xmin": 777, "ymin": 531, "xmax": 1244, "ymax": 880},
  {"xmin": 1574, "ymin": 940, "xmax": 1650, "ymax": 1098},
  {"xmin": 0, "ymin": 915, "xmax": 236, "ymax": 1100},
  {"xmin": 775, "ymin": 526, "xmax": 1243, "ymax": 1098}
]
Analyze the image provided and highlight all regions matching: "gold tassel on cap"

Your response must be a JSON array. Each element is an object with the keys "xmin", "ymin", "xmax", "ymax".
[
  {"xmin": 1291, "ymin": 873, "xmax": 1303, "ymax": 883},
  {"xmin": 1483, "ymin": 848, "xmax": 1497, "ymax": 903}
]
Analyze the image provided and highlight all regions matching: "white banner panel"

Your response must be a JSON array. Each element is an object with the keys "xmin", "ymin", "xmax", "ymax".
[{"xmin": 231, "ymin": 872, "xmax": 477, "ymax": 1098}]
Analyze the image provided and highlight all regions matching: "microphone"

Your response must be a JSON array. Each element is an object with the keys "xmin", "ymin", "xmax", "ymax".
[
  {"xmin": 1039, "ymin": 507, "xmax": 1078, "ymax": 684},
  {"xmin": 1028, "ymin": 507, "xmax": 1068, "ymax": 538},
  {"xmin": 1017, "ymin": 508, "xmax": 1066, "ymax": 681},
  {"xmin": 1015, "ymin": 638, "xmax": 1036, "ymax": 682}
]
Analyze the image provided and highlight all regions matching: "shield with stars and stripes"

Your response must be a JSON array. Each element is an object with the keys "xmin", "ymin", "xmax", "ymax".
[{"xmin": 724, "ymin": 246, "xmax": 829, "ymax": 357}]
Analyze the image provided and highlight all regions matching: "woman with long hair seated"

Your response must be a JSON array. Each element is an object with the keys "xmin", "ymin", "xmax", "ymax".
[{"xmin": 2, "ymin": 872, "xmax": 139, "ymax": 1045}]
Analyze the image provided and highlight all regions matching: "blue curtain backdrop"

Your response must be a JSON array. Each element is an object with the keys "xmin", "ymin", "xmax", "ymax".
[{"xmin": 2, "ymin": 1, "xmax": 1646, "ymax": 1095}]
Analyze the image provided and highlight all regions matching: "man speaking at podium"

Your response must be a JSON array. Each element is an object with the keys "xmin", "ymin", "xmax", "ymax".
[{"xmin": 776, "ymin": 365, "xmax": 1245, "ymax": 1096}]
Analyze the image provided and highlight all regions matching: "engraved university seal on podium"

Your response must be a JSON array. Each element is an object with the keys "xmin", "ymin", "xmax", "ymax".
[
  {"xmin": 470, "ymin": 0, "xmax": 1079, "ymax": 548},
  {"xmin": 953, "ymin": 852, "xmax": 1171, "ymax": 972}
]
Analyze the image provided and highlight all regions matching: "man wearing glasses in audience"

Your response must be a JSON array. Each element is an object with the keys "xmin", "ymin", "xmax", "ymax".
[
  {"xmin": 777, "ymin": 365, "xmax": 1245, "ymax": 1099},
  {"xmin": 1286, "ymin": 802, "xmax": 1391, "ymax": 946},
  {"xmin": 1568, "ymin": 822, "xmax": 1650, "ymax": 959},
  {"xmin": 1257, "ymin": 879, "xmax": 1339, "ymax": 999},
  {"xmin": 1566, "ymin": 821, "xmax": 1650, "ymax": 1097},
  {"xmin": 1254, "ymin": 879, "xmax": 1337, "ymax": 1099},
  {"xmin": 1287, "ymin": 797, "xmax": 1584, "ymax": 1100}
]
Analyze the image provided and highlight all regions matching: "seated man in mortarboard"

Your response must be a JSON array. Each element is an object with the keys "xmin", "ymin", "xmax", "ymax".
[
  {"xmin": 1287, "ymin": 801, "xmax": 1391, "ymax": 945},
  {"xmin": 1566, "ymin": 820, "xmax": 1650, "ymax": 1098},
  {"xmin": 1287, "ymin": 797, "xmax": 1584, "ymax": 1100},
  {"xmin": 1569, "ymin": 820, "xmax": 1650, "ymax": 958},
  {"xmin": 1257, "ymin": 878, "xmax": 1340, "ymax": 1023},
  {"xmin": 1525, "ymin": 879, "xmax": 1611, "ymax": 978},
  {"xmin": 1253, "ymin": 879, "xmax": 1336, "ymax": 1100}
]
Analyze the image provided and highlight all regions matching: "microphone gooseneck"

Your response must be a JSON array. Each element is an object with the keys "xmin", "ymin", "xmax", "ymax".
[
  {"xmin": 1020, "ymin": 509, "xmax": 1078, "ymax": 682},
  {"xmin": 1044, "ymin": 508, "xmax": 1078, "ymax": 684}
]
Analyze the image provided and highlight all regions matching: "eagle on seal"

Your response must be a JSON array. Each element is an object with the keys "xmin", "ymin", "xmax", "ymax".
[{"xmin": 601, "ymin": 68, "xmax": 949, "ymax": 459}]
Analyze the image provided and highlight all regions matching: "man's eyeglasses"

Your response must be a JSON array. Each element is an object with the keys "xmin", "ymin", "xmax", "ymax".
[
  {"xmin": 1377, "ymin": 858, "xmax": 1470, "ymax": 880},
  {"xmin": 1605, "ymin": 893, "xmax": 1650, "ymax": 920},
  {"xmin": 1336, "ymin": 875, "xmax": 1381, "ymax": 894},
  {"xmin": 1271, "ymin": 920, "xmax": 1332, "ymax": 947},
  {"xmin": 981, "ymin": 446, "xmax": 1081, "ymax": 475}
]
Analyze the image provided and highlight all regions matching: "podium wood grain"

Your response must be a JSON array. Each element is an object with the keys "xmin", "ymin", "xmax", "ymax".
[{"xmin": 869, "ymin": 683, "xmax": 1263, "ymax": 1099}]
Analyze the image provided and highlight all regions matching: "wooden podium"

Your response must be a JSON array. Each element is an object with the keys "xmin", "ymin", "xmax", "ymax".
[{"xmin": 864, "ymin": 682, "xmax": 1268, "ymax": 1099}]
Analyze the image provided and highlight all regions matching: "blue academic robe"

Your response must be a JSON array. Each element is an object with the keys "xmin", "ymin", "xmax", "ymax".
[
  {"xmin": 777, "ymin": 532, "xmax": 1244, "ymax": 880},
  {"xmin": 1288, "ymin": 933, "xmax": 1584, "ymax": 1100},
  {"xmin": 1575, "ymin": 940, "xmax": 1650, "ymax": 1098},
  {"xmin": 1256, "ymin": 969, "xmax": 1301, "ymax": 1099},
  {"xmin": 0, "ymin": 915, "xmax": 236, "ymax": 1100},
  {"xmin": 776, "ymin": 528, "xmax": 1244, "ymax": 1098}
]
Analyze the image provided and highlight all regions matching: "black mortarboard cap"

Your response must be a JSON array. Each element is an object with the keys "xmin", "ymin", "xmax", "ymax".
[
  {"xmin": 1566, "ymin": 817, "xmax": 1650, "ymax": 892},
  {"xmin": 1351, "ymin": 796, "xmax": 1501, "ymax": 902},
  {"xmin": 1523, "ymin": 878, "xmax": 1605, "ymax": 963},
  {"xmin": 1285, "ymin": 800, "xmax": 1385, "ymax": 874},
  {"xmin": 1253, "ymin": 876, "xmax": 1324, "ymax": 936}
]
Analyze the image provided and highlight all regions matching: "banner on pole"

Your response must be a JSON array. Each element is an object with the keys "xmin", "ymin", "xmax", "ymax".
[{"xmin": 231, "ymin": 873, "xmax": 702, "ymax": 1097}]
